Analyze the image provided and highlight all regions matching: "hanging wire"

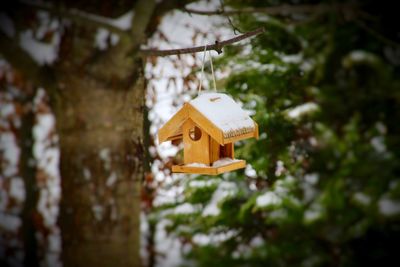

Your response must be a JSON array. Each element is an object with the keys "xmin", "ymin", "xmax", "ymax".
[
  {"xmin": 198, "ymin": 45, "xmax": 218, "ymax": 93},
  {"xmin": 209, "ymin": 50, "xmax": 217, "ymax": 91},
  {"xmin": 197, "ymin": 45, "xmax": 207, "ymax": 93}
]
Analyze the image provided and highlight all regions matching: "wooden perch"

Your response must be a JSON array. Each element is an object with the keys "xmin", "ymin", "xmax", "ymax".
[{"xmin": 139, "ymin": 27, "xmax": 264, "ymax": 56}]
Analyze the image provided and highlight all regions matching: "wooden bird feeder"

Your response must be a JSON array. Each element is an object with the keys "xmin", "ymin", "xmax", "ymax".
[{"xmin": 158, "ymin": 93, "xmax": 259, "ymax": 175}]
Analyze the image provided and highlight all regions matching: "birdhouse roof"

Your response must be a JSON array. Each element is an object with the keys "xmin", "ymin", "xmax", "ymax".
[{"xmin": 158, "ymin": 93, "xmax": 258, "ymax": 145}]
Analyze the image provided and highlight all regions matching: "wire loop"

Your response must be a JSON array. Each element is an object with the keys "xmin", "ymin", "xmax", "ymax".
[
  {"xmin": 197, "ymin": 46, "xmax": 217, "ymax": 93},
  {"xmin": 209, "ymin": 50, "xmax": 217, "ymax": 91},
  {"xmin": 197, "ymin": 45, "xmax": 207, "ymax": 93}
]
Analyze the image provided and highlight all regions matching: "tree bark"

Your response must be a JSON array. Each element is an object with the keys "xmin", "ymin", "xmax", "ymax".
[
  {"xmin": 55, "ymin": 72, "xmax": 144, "ymax": 267},
  {"xmin": 53, "ymin": 23, "xmax": 145, "ymax": 266}
]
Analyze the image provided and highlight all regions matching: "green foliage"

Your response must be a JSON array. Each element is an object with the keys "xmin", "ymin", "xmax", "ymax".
[{"xmin": 156, "ymin": 0, "xmax": 400, "ymax": 266}]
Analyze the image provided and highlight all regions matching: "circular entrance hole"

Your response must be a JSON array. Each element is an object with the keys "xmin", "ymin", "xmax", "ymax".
[{"xmin": 189, "ymin": 126, "xmax": 202, "ymax": 141}]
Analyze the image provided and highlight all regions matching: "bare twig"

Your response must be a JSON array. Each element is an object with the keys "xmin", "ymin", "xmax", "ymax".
[
  {"xmin": 183, "ymin": 4, "xmax": 353, "ymax": 16},
  {"xmin": 139, "ymin": 27, "xmax": 264, "ymax": 56},
  {"xmin": 19, "ymin": 0, "xmax": 129, "ymax": 36},
  {"xmin": 219, "ymin": 0, "xmax": 242, "ymax": 34}
]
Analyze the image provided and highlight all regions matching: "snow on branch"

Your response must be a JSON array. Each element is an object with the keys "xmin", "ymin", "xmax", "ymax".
[
  {"xmin": 139, "ymin": 27, "xmax": 265, "ymax": 57},
  {"xmin": 182, "ymin": 4, "xmax": 355, "ymax": 16},
  {"xmin": 19, "ymin": 0, "xmax": 130, "ymax": 37},
  {"xmin": 0, "ymin": 30, "xmax": 54, "ymax": 89}
]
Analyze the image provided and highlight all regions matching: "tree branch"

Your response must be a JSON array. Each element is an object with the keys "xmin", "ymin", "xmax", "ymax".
[
  {"xmin": 183, "ymin": 4, "xmax": 354, "ymax": 16},
  {"xmin": 139, "ymin": 27, "xmax": 264, "ymax": 57},
  {"xmin": 18, "ymin": 0, "xmax": 129, "ymax": 37},
  {"xmin": 129, "ymin": 0, "xmax": 157, "ymax": 49},
  {"xmin": 145, "ymin": 0, "xmax": 197, "ymax": 38}
]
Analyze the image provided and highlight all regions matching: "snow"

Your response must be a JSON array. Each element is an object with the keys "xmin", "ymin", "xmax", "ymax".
[
  {"xmin": 378, "ymin": 198, "xmax": 400, "ymax": 216},
  {"xmin": 232, "ymin": 60, "xmax": 287, "ymax": 74},
  {"xmin": 9, "ymin": 177, "xmax": 25, "ymax": 202},
  {"xmin": 37, "ymin": 190, "xmax": 59, "ymax": 227},
  {"xmin": 106, "ymin": 172, "xmax": 117, "ymax": 187},
  {"xmin": 0, "ymin": 132, "xmax": 20, "ymax": 177},
  {"xmin": 249, "ymin": 236, "xmax": 264, "ymax": 247},
  {"xmin": 192, "ymin": 230, "xmax": 237, "ymax": 246},
  {"xmin": 304, "ymin": 209, "xmax": 321, "ymax": 222},
  {"xmin": 184, "ymin": 158, "xmax": 244, "ymax": 168},
  {"xmin": 83, "ymin": 167, "xmax": 91, "ymax": 181},
  {"xmin": 173, "ymin": 203, "xmax": 198, "ymax": 214},
  {"xmin": 256, "ymin": 191, "xmax": 282, "ymax": 207},
  {"xmin": 370, "ymin": 136, "xmax": 387, "ymax": 154},
  {"xmin": 140, "ymin": 212, "xmax": 149, "ymax": 266},
  {"xmin": 287, "ymin": 102, "xmax": 319, "ymax": 119},
  {"xmin": 0, "ymin": 213, "xmax": 21, "ymax": 232},
  {"xmin": 95, "ymin": 28, "xmax": 110, "ymax": 50},
  {"xmin": 87, "ymin": 10, "xmax": 134, "ymax": 31},
  {"xmin": 245, "ymin": 164, "xmax": 257, "ymax": 178},
  {"xmin": 279, "ymin": 53, "xmax": 303, "ymax": 64},
  {"xmin": 33, "ymin": 113, "xmax": 60, "ymax": 179},
  {"xmin": 59, "ymin": 4, "xmax": 134, "ymax": 30},
  {"xmin": 92, "ymin": 204, "xmax": 104, "ymax": 221},
  {"xmin": 109, "ymin": 11, "xmax": 134, "ymax": 30},
  {"xmin": 304, "ymin": 173, "xmax": 319, "ymax": 185},
  {"xmin": 275, "ymin": 176, "xmax": 294, "ymax": 194},
  {"xmin": 48, "ymin": 232, "xmax": 61, "ymax": 252},
  {"xmin": 19, "ymin": 28, "xmax": 61, "ymax": 65},
  {"xmin": 156, "ymin": 141, "xmax": 180, "ymax": 158},
  {"xmin": 185, "ymin": 162, "xmax": 209, "ymax": 168},
  {"xmin": 153, "ymin": 181, "xmax": 184, "ymax": 207},
  {"xmin": 31, "ymin": 89, "xmax": 62, "ymax": 267},
  {"xmin": 33, "ymin": 114, "xmax": 54, "ymax": 151},
  {"xmin": 190, "ymin": 93, "xmax": 255, "ymax": 138},
  {"xmin": 188, "ymin": 179, "xmax": 218, "ymax": 188},
  {"xmin": 257, "ymin": 176, "xmax": 298, "ymax": 208},
  {"xmin": 301, "ymin": 182, "xmax": 317, "ymax": 203},
  {"xmin": 110, "ymin": 34, "xmax": 119, "ymax": 45},
  {"xmin": 212, "ymin": 157, "xmax": 240, "ymax": 167},
  {"xmin": 275, "ymin": 160, "xmax": 285, "ymax": 176},
  {"xmin": 0, "ymin": 102, "xmax": 14, "ymax": 117},
  {"xmin": 259, "ymin": 132, "xmax": 267, "ymax": 139},
  {"xmin": 300, "ymin": 59, "xmax": 315, "ymax": 72},
  {"xmin": 155, "ymin": 219, "xmax": 183, "ymax": 267},
  {"xmin": 353, "ymin": 192, "xmax": 371, "ymax": 206},
  {"xmin": 99, "ymin": 148, "xmax": 110, "ymax": 161},
  {"xmin": 16, "ymin": 10, "xmax": 63, "ymax": 65},
  {"xmin": 303, "ymin": 204, "xmax": 323, "ymax": 223},
  {"xmin": 347, "ymin": 50, "xmax": 377, "ymax": 63},
  {"xmin": 94, "ymin": 28, "xmax": 120, "ymax": 50},
  {"xmin": 202, "ymin": 181, "xmax": 237, "ymax": 216}
]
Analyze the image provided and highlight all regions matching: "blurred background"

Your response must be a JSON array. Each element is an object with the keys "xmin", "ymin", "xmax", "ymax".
[{"xmin": 1, "ymin": 0, "xmax": 399, "ymax": 267}]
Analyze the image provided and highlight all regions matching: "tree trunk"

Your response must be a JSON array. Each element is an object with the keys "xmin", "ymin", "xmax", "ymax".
[
  {"xmin": 0, "ymin": 0, "xmax": 161, "ymax": 265},
  {"xmin": 54, "ymin": 32, "xmax": 145, "ymax": 266},
  {"xmin": 19, "ymin": 93, "xmax": 40, "ymax": 267}
]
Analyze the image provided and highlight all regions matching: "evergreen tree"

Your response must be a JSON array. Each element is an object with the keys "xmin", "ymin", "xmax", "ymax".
[{"xmin": 155, "ymin": 1, "xmax": 400, "ymax": 266}]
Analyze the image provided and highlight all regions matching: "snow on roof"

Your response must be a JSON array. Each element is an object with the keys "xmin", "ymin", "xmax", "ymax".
[{"xmin": 189, "ymin": 93, "xmax": 255, "ymax": 138}]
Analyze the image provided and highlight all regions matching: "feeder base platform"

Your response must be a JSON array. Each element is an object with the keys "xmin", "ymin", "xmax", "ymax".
[{"xmin": 172, "ymin": 160, "xmax": 246, "ymax": 175}]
